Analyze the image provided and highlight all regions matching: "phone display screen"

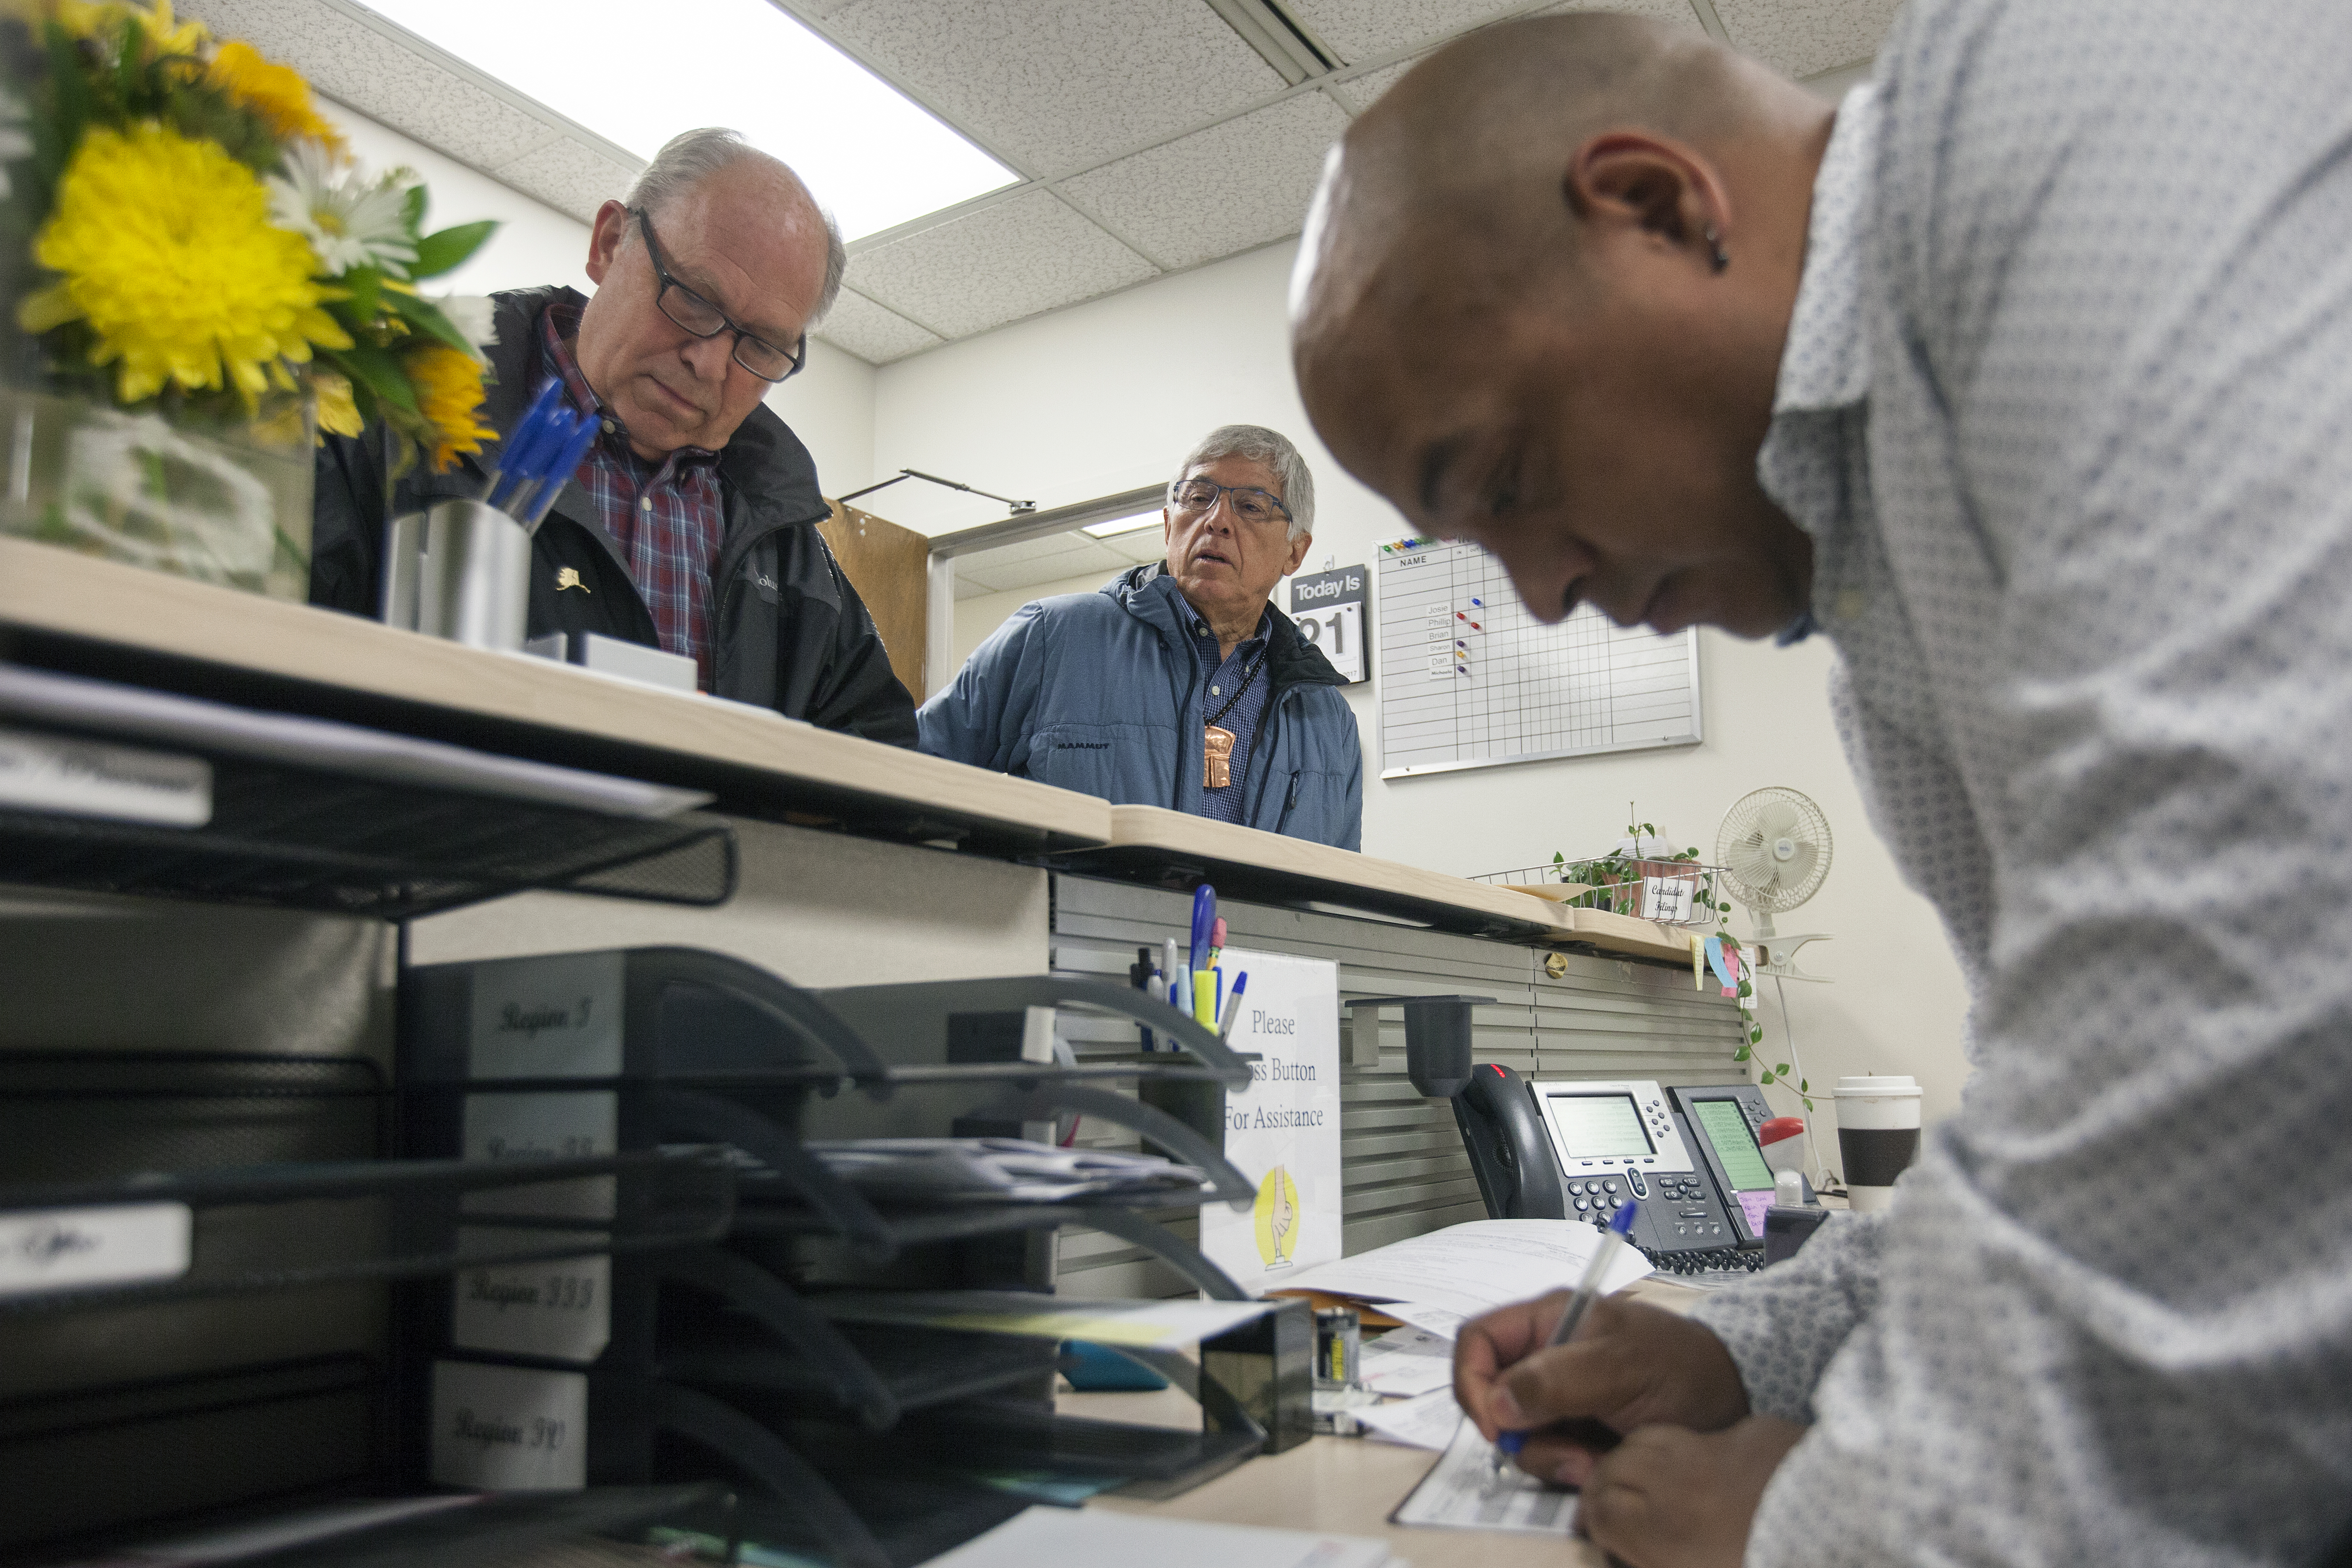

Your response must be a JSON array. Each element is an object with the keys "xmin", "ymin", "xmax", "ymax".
[
  {"xmin": 1546, "ymin": 1094, "xmax": 1652, "ymax": 1158},
  {"xmin": 1694, "ymin": 1099, "xmax": 1775, "ymax": 1191}
]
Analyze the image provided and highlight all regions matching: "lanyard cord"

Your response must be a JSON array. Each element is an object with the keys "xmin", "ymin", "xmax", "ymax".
[{"xmin": 1206, "ymin": 646, "xmax": 1268, "ymax": 729}]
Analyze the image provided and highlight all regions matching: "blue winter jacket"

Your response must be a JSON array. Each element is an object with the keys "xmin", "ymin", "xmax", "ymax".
[{"xmin": 918, "ymin": 565, "xmax": 1363, "ymax": 850}]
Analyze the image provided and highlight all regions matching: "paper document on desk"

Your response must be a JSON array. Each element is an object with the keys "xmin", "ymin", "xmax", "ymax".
[
  {"xmin": 1277, "ymin": 1219, "xmax": 1652, "ymax": 1340},
  {"xmin": 1355, "ymin": 1387, "xmax": 1466, "ymax": 1451},
  {"xmin": 1358, "ymin": 1326, "xmax": 1456, "ymax": 1396},
  {"xmin": 1393, "ymin": 1416, "xmax": 1583, "ymax": 1535},
  {"xmin": 925, "ymin": 1505, "xmax": 1400, "ymax": 1567},
  {"xmin": 807, "ymin": 1138, "xmax": 1207, "ymax": 1204},
  {"xmin": 815, "ymin": 1290, "xmax": 1275, "ymax": 1350}
]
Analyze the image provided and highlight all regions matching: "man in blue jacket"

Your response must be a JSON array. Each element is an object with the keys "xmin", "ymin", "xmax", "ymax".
[{"xmin": 918, "ymin": 425, "xmax": 1363, "ymax": 850}]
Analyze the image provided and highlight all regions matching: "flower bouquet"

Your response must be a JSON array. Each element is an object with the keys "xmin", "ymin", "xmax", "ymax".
[{"xmin": 0, "ymin": 0, "xmax": 498, "ymax": 599}]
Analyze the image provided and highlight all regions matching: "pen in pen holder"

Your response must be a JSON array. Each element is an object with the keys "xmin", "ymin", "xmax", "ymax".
[{"xmin": 381, "ymin": 498, "xmax": 532, "ymax": 650}]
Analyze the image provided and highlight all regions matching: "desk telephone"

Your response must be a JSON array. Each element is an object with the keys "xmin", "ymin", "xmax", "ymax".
[{"xmin": 1451, "ymin": 1068, "xmax": 1792, "ymax": 1279}]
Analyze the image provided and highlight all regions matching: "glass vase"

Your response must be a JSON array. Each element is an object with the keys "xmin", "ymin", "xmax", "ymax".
[{"xmin": 0, "ymin": 385, "xmax": 315, "ymax": 603}]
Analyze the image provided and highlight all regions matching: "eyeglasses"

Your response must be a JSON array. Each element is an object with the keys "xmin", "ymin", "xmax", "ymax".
[
  {"xmin": 1169, "ymin": 479, "xmax": 1292, "ymax": 527},
  {"xmin": 631, "ymin": 208, "xmax": 805, "ymax": 383}
]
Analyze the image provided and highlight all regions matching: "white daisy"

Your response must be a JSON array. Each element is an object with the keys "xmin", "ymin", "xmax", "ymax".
[
  {"xmin": 437, "ymin": 294, "xmax": 498, "ymax": 355},
  {"xmin": 267, "ymin": 140, "xmax": 419, "ymax": 278}
]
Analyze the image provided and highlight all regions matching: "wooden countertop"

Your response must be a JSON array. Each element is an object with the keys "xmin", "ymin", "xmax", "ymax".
[
  {"xmin": 0, "ymin": 541, "xmax": 1112, "ymax": 855},
  {"xmin": 0, "ymin": 543, "xmax": 1716, "ymax": 964},
  {"xmin": 1046, "ymin": 806, "xmax": 1699, "ymax": 965}
]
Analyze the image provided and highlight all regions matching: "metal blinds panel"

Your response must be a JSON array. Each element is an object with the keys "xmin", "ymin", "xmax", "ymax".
[{"xmin": 1046, "ymin": 874, "xmax": 1747, "ymax": 1293}]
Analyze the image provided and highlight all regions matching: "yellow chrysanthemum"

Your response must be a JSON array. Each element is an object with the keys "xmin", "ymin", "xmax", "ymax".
[
  {"xmin": 19, "ymin": 122, "xmax": 351, "ymax": 404},
  {"xmin": 405, "ymin": 342, "xmax": 494, "ymax": 473},
  {"xmin": 311, "ymin": 368, "xmax": 361, "ymax": 440},
  {"xmin": 38, "ymin": 0, "xmax": 207, "ymax": 54},
  {"xmin": 208, "ymin": 40, "xmax": 344, "ymax": 154}
]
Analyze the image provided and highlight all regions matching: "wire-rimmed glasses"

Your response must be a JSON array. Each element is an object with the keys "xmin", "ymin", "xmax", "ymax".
[{"xmin": 1169, "ymin": 479, "xmax": 1292, "ymax": 526}]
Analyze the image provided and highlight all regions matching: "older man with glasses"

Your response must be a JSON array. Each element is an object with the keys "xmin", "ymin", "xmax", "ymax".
[
  {"xmin": 307, "ymin": 127, "xmax": 915, "ymax": 745},
  {"xmin": 918, "ymin": 425, "xmax": 1362, "ymax": 848}
]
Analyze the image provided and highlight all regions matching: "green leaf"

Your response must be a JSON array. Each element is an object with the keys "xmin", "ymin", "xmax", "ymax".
[
  {"xmin": 386, "ymin": 289, "xmax": 476, "ymax": 356},
  {"xmin": 1801, "ymin": 1097, "xmax": 1814, "ymax": 1111},
  {"xmin": 404, "ymin": 180, "xmax": 429, "ymax": 234},
  {"xmin": 1799, "ymin": 1078, "xmax": 1809, "ymax": 1092},
  {"xmin": 1736, "ymin": 981, "xmax": 1752, "ymax": 997},
  {"xmin": 1732, "ymin": 1047, "xmax": 1750, "ymax": 1062},
  {"xmin": 1748, "ymin": 1027, "xmax": 1762, "ymax": 1042},
  {"xmin": 340, "ymin": 267, "xmax": 384, "ymax": 323},
  {"xmin": 1775, "ymin": 1062, "xmax": 1790, "ymax": 1075},
  {"xmin": 324, "ymin": 343, "xmax": 419, "ymax": 418},
  {"xmin": 410, "ymin": 219, "xmax": 497, "ymax": 279}
]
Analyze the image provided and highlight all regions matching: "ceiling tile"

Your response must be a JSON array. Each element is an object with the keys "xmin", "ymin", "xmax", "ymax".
[
  {"xmin": 1711, "ymin": 0, "xmax": 1901, "ymax": 79},
  {"xmin": 488, "ymin": 139, "xmax": 636, "ymax": 226},
  {"xmin": 1303, "ymin": 0, "xmax": 1706, "ymax": 82},
  {"xmin": 846, "ymin": 190, "xmax": 1157, "ymax": 339},
  {"xmin": 1326, "ymin": 53, "xmax": 1423, "ymax": 115},
  {"xmin": 1103, "ymin": 529, "xmax": 1168, "ymax": 564},
  {"xmin": 973, "ymin": 533, "xmax": 1105, "ymax": 569},
  {"xmin": 190, "ymin": 0, "xmax": 561, "ymax": 172},
  {"xmin": 814, "ymin": 289, "xmax": 945, "ymax": 364},
  {"xmin": 813, "ymin": 0, "xmax": 1286, "ymax": 175},
  {"xmin": 953, "ymin": 575, "xmax": 991, "ymax": 601},
  {"xmin": 1058, "ymin": 93, "xmax": 1349, "ymax": 271}
]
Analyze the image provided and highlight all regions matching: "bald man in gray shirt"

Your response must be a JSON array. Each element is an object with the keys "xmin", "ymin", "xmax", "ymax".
[{"xmin": 1291, "ymin": 2, "xmax": 2352, "ymax": 1564}]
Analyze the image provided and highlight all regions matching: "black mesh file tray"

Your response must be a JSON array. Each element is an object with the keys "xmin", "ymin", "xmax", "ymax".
[
  {"xmin": 0, "ymin": 663, "xmax": 736, "ymax": 915},
  {"xmin": 0, "ymin": 1148, "xmax": 737, "ymax": 1316}
]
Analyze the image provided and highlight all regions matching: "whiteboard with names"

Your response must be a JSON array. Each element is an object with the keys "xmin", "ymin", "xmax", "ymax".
[{"xmin": 1375, "ymin": 537, "xmax": 1702, "ymax": 778}]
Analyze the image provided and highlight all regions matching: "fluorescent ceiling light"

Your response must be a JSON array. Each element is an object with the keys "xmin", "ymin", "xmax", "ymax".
[
  {"xmin": 359, "ymin": 0, "xmax": 1016, "ymax": 241},
  {"xmin": 1083, "ymin": 511, "xmax": 1163, "ymax": 538}
]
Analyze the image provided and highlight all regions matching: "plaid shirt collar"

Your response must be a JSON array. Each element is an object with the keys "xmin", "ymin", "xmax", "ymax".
[{"xmin": 535, "ymin": 300, "xmax": 721, "ymax": 479}]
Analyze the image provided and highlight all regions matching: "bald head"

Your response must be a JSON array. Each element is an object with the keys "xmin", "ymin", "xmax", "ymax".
[{"xmin": 1288, "ymin": 12, "xmax": 1833, "ymax": 641}]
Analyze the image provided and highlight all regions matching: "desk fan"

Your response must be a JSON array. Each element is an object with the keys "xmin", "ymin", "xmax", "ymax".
[{"xmin": 1715, "ymin": 786, "xmax": 1834, "ymax": 982}]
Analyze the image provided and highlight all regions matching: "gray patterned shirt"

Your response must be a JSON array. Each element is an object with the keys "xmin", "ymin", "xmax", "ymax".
[{"xmin": 1687, "ymin": 5, "xmax": 2352, "ymax": 1562}]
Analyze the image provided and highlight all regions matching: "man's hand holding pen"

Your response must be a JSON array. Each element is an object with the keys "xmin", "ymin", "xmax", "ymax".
[{"xmin": 1453, "ymin": 1288, "xmax": 1801, "ymax": 1568}]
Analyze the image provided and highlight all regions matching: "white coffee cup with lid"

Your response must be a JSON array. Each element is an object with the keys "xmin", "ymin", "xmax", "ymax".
[{"xmin": 1834, "ymin": 1075, "xmax": 1921, "ymax": 1213}]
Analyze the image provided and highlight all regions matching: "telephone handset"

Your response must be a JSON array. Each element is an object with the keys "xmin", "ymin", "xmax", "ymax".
[{"xmin": 1450, "ymin": 1067, "xmax": 1770, "ymax": 1277}]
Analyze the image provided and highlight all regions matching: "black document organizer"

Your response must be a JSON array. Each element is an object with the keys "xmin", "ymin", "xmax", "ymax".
[
  {"xmin": 0, "ymin": 669, "xmax": 753, "ymax": 1562},
  {"xmin": 393, "ymin": 946, "xmax": 1293, "ymax": 1568}
]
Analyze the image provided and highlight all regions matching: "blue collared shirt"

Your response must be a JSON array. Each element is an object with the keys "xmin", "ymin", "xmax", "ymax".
[{"xmin": 1187, "ymin": 607, "xmax": 1271, "ymax": 824}]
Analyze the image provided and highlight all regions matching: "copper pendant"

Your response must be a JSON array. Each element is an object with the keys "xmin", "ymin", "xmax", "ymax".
[{"xmin": 1203, "ymin": 724, "xmax": 1236, "ymax": 789}]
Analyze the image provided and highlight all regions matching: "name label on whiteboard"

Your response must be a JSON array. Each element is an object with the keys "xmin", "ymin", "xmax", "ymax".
[
  {"xmin": 0, "ymin": 1201, "xmax": 192, "ymax": 1298},
  {"xmin": 0, "ymin": 726, "xmax": 210, "ymax": 827}
]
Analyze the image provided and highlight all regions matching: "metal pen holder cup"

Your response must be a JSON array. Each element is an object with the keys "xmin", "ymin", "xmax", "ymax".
[{"xmin": 381, "ymin": 499, "xmax": 530, "ymax": 650}]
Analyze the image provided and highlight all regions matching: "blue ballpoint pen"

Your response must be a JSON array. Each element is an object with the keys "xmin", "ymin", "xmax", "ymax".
[{"xmin": 1486, "ymin": 1200, "xmax": 1638, "ymax": 1493}]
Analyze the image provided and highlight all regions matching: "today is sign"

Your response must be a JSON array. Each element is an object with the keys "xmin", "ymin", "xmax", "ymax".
[{"xmin": 1286, "ymin": 565, "xmax": 1370, "ymax": 684}]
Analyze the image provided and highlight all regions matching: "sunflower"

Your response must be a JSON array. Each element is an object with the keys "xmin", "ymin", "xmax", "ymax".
[
  {"xmin": 18, "ymin": 122, "xmax": 350, "ymax": 403},
  {"xmin": 209, "ymin": 40, "xmax": 344, "ymax": 153},
  {"xmin": 404, "ymin": 342, "xmax": 494, "ymax": 473}
]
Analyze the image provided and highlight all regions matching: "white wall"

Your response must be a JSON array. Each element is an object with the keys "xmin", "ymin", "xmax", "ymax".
[
  {"xmin": 321, "ymin": 100, "xmax": 876, "ymax": 495},
  {"xmin": 952, "ymin": 563, "xmax": 1115, "ymax": 665},
  {"xmin": 874, "ymin": 241, "xmax": 1976, "ymax": 1152}
]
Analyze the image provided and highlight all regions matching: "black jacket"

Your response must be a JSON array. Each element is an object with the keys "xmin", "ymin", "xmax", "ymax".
[{"xmin": 307, "ymin": 286, "xmax": 918, "ymax": 746}]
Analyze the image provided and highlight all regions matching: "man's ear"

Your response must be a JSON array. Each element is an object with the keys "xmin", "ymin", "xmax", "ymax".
[
  {"xmin": 1564, "ymin": 133, "xmax": 1726, "ymax": 263},
  {"xmin": 584, "ymin": 200, "xmax": 631, "ymax": 288},
  {"xmin": 1283, "ymin": 532, "xmax": 1313, "ymax": 576}
]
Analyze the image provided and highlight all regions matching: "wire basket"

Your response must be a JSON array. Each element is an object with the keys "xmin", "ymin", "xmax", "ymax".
[{"xmin": 1474, "ymin": 856, "xmax": 1729, "ymax": 929}]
